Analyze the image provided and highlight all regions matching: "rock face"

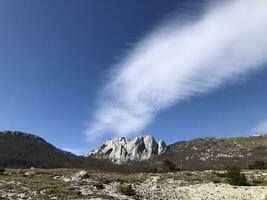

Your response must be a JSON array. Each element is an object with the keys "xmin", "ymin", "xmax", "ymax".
[{"xmin": 85, "ymin": 135, "xmax": 167, "ymax": 164}]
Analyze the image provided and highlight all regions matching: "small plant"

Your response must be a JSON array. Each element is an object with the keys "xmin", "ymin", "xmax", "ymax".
[
  {"xmin": 225, "ymin": 166, "xmax": 248, "ymax": 186},
  {"xmin": 116, "ymin": 184, "xmax": 136, "ymax": 196},
  {"xmin": 248, "ymin": 160, "xmax": 266, "ymax": 169}
]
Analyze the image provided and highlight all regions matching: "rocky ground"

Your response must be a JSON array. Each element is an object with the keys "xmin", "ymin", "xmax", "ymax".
[{"xmin": 0, "ymin": 169, "xmax": 267, "ymax": 200}]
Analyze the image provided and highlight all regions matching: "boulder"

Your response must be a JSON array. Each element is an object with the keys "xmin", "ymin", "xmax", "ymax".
[{"xmin": 71, "ymin": 170, "xmax": 90, "ymax": 181}]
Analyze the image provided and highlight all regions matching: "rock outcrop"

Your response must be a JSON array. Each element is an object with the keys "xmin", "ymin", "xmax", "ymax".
[{"xmin": 85, "ymin": 135, "xmax": 167, "ymax": 164}]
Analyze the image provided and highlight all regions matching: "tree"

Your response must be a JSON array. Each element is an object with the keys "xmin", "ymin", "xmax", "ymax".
[{"xmin": 225, "ymin": 166, "xmax": 248, "ymax": 186}]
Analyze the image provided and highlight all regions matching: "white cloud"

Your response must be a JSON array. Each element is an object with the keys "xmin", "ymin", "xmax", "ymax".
[
  {"xmin": 253, "ymin": 120, "xmax": 267, "ymax": 134},
  {"xmin": 86, "ymin": 0, "xmax": 267, "ymax": 140},
  {"xmin": 62, "ymin": 147, "xmax": 87, "ymax": 156}
]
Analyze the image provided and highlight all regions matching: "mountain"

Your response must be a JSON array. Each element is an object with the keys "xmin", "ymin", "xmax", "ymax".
[
  {"xmin": 0, "ymin": 131, "xmax": 79, "ymax": 168},
  {"xmin": 1, "ymin": 131, "xmax": 267, "ymax": 172},
  {"xmin": 85, "ymin": 135, "xmax": 167, "ymax": 164},
  {"xmin": 134, "ymin": 135, "xmax": 267, "ymax": 171},
  {"xmin": 0, "ymin": 131, "xmax": 124, "ymax": 171}
]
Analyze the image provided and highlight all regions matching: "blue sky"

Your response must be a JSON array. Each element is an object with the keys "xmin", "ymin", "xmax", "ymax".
[{"xmin": 0, "ymin": 0, "xmax": 267, "ymax": 155}]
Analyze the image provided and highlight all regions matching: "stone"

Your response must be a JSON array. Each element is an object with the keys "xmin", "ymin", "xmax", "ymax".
[
  {"xmin": 24, "ymin": 171, "xmax": 36, "ymax": 176},
  {"xmin": 85, "ymin": 135, "xmax": 167, "ymax": 164},
  {"xmin": 71, "ymin": 170, "xmax": 90, "ymax": 181}
]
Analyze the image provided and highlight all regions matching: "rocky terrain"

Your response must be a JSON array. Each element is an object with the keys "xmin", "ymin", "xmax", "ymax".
[
  {"xmin": 167, "ymin": 135, "xmax": 267, "ymax": 170},
  {"xmin": 134, "ymin": 135, "xmax": 267, "ymax": 171},
  {"xmin": 85, "ymin": 134, "xmax": 267, "ymax": 171},
  {"xmin": 2, "ymin": 131, "xmax": 267, "ymax": 172},
  {"xmin": 1, "ymin": 131, "xmax": 267, "ymax": 199},
  {"xmin": 1, "ymin": 168, "xmax": 267, "ymax": 199},
  {"xmin": 85, "ymin": 136, "xmax": 167, "ymax": 164}
]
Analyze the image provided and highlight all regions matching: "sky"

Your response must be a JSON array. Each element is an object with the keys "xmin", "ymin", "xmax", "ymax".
[{"xmin": 0, "ymin": 0, "xmax": 267, "ymax": 155}]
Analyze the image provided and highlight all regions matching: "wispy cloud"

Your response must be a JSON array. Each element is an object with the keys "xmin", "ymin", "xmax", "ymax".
[
  {"xmin": 86, "ymin": 0, "xmax": 267, "ymax": 140},
  {"xmin": 61, "ymin": 147, "xmax": 87, "ymax": 156},
  {"xmin": 253, "ymin": 120, "xmax": 267, "ymax": 134}
]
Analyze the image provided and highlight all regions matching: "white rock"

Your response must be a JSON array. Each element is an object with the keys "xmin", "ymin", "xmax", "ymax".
[
  {"xmin": 158, "ymin": 140, "xmax": 167, "ymax": 154},
  {"xmin": 85, "ymin": 135, "xmax": 167, "ymax": 164},
  {"xmin": 24, "ymin": 171, "xmax": 35, "ymax": 176},
  {"xmin": 71, "ymin": 170, "xmax": 90, "ymax": 181}
]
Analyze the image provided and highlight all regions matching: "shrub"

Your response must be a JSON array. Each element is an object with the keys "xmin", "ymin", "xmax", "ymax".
[
  {"xmin": 116, "ymin": 184, "xmax": 136, "ymax": 196},
  {"xmin": 0, "ymin": 168, "xmax": 5, "ymax": 173},
  {"xmin": 248, "ymin": 160, "xmax": 266, "ymax": 170},
  {"xmin": 225, "ymin": 166, "xmax": 248, "ymax": 186},
  {"xmin": 161, "ymin": 159, "xmax": 178, "ymax": 172}
]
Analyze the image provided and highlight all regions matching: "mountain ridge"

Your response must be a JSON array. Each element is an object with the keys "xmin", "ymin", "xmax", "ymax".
[
  {"xmin": 1, "ymin": 130, "xmax": 267, "ymax": 171},
  {"xmin": 0, "ymin": 131, "xmax": 126, "ymax": 172},
  {"xmin": 139, "ymin": 134, "xmax": 267, "ymax": 170},
  {"xmin": 85, "ymin": 135, "xmax": 167, "ymax": 164}
]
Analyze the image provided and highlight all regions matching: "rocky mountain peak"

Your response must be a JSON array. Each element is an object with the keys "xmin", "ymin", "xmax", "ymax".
[
  {"xmin": 85, "ymin": 135, "xmax": 167, "ymax": 164},
  {"xmin": 1, "ymin": 131, "xmax": 46, "ymax": 143}
]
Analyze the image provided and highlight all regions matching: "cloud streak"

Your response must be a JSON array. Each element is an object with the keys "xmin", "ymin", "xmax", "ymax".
[
  {"xmin": 253, "ymin": 120, "xmax": 267, "ymax": 134},
  {"xmin": 86, "ymin": 0, "xmax": 267, "ymax": 140},
  {"xmin": 62, "ymin": 147, "xmax": 87, "ymax": 156}
]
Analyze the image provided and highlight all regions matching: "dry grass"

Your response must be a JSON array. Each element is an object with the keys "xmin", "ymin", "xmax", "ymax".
[{"xmin": 0, "ymin": 168, "xmax": 267, "ymax": 199}]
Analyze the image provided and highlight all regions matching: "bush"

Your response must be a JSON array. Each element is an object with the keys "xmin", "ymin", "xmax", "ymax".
[
  {"xmin": 225, "ymin": 166, "xmax": 248, "ymax": 186},
  {"xmin": 249, "ymin": 160, "xmax": 266, "ymax": 169},
  {"xmin": 0, "ymin": 168, "xmax": 5, "ymax": 173},
  {"xmin": 161, "ymin": 159, "xmax": 179, "ymax": 172},
  {"xmin": 116, "ymin": 184, "xmax": 136, "ymax": 196}
]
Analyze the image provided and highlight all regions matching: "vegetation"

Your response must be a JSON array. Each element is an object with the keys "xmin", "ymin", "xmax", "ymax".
[
  {"xmin": 2, "ymin": 131, "xmax": 267, "ymax": 173},
  {"xmin": 249, "ymin": 160, "xmax": 266, "ymax": 169},
  {"xmin": 116, "ymin": 184, "xmax": 136, "ymax": 196},
  {"xmin": 225, "ymin": 166, "xmax": 248, "ymax": 186},
  {"xmin": 0, "ymin": 168, "xmax": 267, "ymax": 199},
  {"xmin": 0, "ymin": 168, "xmax": 5, "ymax": 175},
  {"xmin": 161, "ymin": 159, "xmax": 179, "ymax": 172},
  {"xmin": 0, "ymin": 131, "xmax": 129, "ymax": 172}
]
